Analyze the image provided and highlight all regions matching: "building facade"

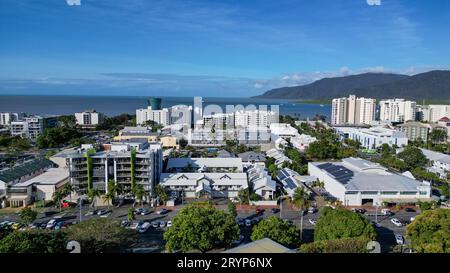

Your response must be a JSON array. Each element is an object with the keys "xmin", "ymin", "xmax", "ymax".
[
  {"xmin": 335, "ymin": 126, "xmax": 408, "ymax": 149},
  {"xmin": 379, "ymin": 99, "xmax": 417, "ymax": 123},
  {"xmin": 75, "ymin": 110, "xmax": 105, "ymax": 128},
  {"xmin": 397, "ymin": 121, "xmax": 446, "ymax": 142},
  {"xmin": 331, "ymin": 95, "xmax": 376, "ymax": 125},
  {"xmin": 308, "ymin": 157, "xmax": 431, "ymax": 206},
  {"xmin": 10, "ymin": 116, "xmax": 44, "ymax": 140},
  {"xmin": 65, "ymin": 141, "xmax": 162, "ymax": 196}
]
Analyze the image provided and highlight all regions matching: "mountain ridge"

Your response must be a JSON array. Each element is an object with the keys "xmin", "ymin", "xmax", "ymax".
[{"xmin": 254, "ymin": 70, "xmax": 450, "ymax": 101}]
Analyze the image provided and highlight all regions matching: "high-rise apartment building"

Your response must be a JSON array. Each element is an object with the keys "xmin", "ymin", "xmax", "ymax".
[
  {"xmin": 379, "ymin": 99, "xmax": 417, "ymax": 123},
  {"xmin": 75, "ymin": 110, "xmax": 105, "ymax": 128},
  {"xmin": 331, "ymin": 95, "xmax": 376, "ymax": 125},
  {"xmin": 10, "ymin": 116, "xmax": 44, "ymax": 140}
]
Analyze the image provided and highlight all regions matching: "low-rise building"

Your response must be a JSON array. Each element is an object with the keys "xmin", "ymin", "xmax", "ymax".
[
  {"xmin": 269, "ymin": 123, "xmax": 299, "ymax": 141},
  {"xmin": 420, "ymin": 148, "xmax": 450, "ymax": 178},
  {"xmin": 291, "ymin": 134, "xmax": 317, "ymax": 152},
  {"xmin": 266, "ymin": 149, "xmax": 292, "ymax": 168},
  {"xmin": 223, "ymin": 238, "xmax": 296, "ymax": 253},
  {"xmin": 308, "ymin": 157, "xmax": 432, "ymax": 206},
  {"xmin": 238, "ymin": 151, "xmax": 266, "ymax": 164},
  {"xmin": 397, "ymin": 121, "xmax": 446, "ymax": 142},
  {"xmin": 0, "ymin": 112, "xmax": 24, "ymax": 126},
  {"xmin": 6, "ymin": 168, "xmax": 69, "ymax": 207},
  {"xmin": 335, "ymin": 126, "xmax": 408, "ymax": 149},
  {"xmin": 10, "ymin": 116, "xmax": 45, "ymax": 140},
  {"xmin": 247, "ymin": 164, "xmax": 275, "ymax": 200},
  {"xmin": 159, "ymin": 172, "xmax": 248, "ymax": 199},
  {"xmin": 276, "ymin": 168, "xmax": 314, "ymax": 197},
  {"xmin": 166, "ymin": 158, "xmax": 244, "ymax": 173},
  {"xmin": 114, "ymin": 127, "xmax": 178, "ymax": 149},
  {"xmin": 75, "ymin": 110, "xmax": 105, "ymax": 128}
]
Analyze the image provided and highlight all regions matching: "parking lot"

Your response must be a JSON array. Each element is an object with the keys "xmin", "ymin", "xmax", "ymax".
[{"xmin": 0, "ymin": 200, "xmax": 421, "ymax": 253}]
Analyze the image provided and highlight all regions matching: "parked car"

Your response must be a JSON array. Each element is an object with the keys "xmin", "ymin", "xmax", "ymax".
[
  {"xmin": 129, "ymin": 221, "xmax": 143, "ymax": 230},
  {"xmin": 96, "ymin": 209, "xmax": 109, "ymax": 216},
  {"xmin": 156, "ymin": 209, "xmax": 168, "ymax": 215},
  {"xmin": 121, "ymin": 220, "xmax": 130, "ymax": 228},
  {"xmin": 245, "ymin": 219, "xmax": 252, "ymax": 227},
  {"xmin": 134, "ymin": 208, "xmax": 144, "ymax": 214},
  {"xmin": 308, "ymin": 207, "xmax": 317, "ymax": 214},
  {"xmin": 46, "ymin": 219, "xmax": 57, "ymax": 229},
  {"xmin": 270, "ymin": 208, "xmax": 280, "ymax": 214},
  {"xmin": 11, "ymin": 223, "xmax": 23, "ymax": 230},
  {"xmin": 152, "ymin": 222, "xmax": 159, "ymax": 228},
  {"xmin": 395, "ymin": 234, "xmax": 404, "ymax": 245},
  {"xmin": 39, "ymin": 221, "xmax": 48, "ymax": 229},
  {"xmin": 139, "ymin": 209, "xmax": 151, "ymax": 215},
  {"xmin": 405, "ymin": 208, "xmax": 416, "ymax": 212},
  {"xmin": 138, "ymin": 222, "xmax": 151, "ymax": 233},
  {"xmin": 167, "ymin": 220, "xmax": 172, "ymax": 227},
  {"xmin": 391, "ymin": 218, "xmax": 402, "ymax": 227},
  {"xmin": 255, "ymin": 208, "xmax": 264, "ymax": 215},
  {"xmin": 100, "ymin": 211, "xmax": 112, "ymax": 218},
  {"xmin": 372, "ymin": 221, "xmax": 381, "ymax": 228},
  {"xmin": 410, "ymin": 216, "xmax": 416, "ymax": 222},
  {"xmin": 237, "ymin": 218, "xmax": 244, "ymax": 226},
  {"xmin": 381, "ymin": 209, "xmax": 394, "ymax": 216},
  {"xmin": 54, "ymin": 221, "xmax": 64, "ymax": 230},
  {"xmin": 159, "ymin": 221, "xmax": 166, "ymax": 228},
  {"xmin": 308, "ymin": 219, "xmax": 316, "ymax": 225}
]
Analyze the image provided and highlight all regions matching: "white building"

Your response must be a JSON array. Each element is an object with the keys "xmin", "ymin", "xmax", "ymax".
[
  {"xmin": 200, "ymin": 113, "xmax": 234, "ymax": 129},
  {"xmin": 308, "ymin": 157, "xmax": 432, "ymax": 206},
  {"xmin": 10, "ymin": 116, "xmax": 44, "ymax": 140},
  {"xmin": 266, "ymin": 148, "xmax": 292, "ymax": 167},
  {"xmin": 437, "ymin": 117, "xmax": 450, "ymax": 141},
  {"xmin": 6, "ymin": 168, "xmax": 69, "ymax": 207},
  {"xmin": 331, "ymin": 95, "xmax": 376, "ymax": 125},
  {"xmin": 0, "ymin": 112, "xmax": 24, "ymax": 126},
  {"xmin": 136, "ymin": 107, "xmax": 171, "ymax": 127},
  {"xmin": 291, "ymin": 134, "xmax": 317, "ymax": 152},
  {"xmin": 269, "ymin": 123, "xmax": 299, "ymax": 141},
  {"xmin": 420, "ymin": 148, "xmax": 450, "ymax": 179},
  {"xmin": 169, "ymin": 104, "xmax": 192, "ymax": 126},
  {"xmin": 160, "ymin": 157, "xmax": 248, "ymax": 199},
  {"xmin": 379, "ymin": 99, "xmax": 417, "ymax": 123},
  {"xmin": 234, "ymin": 110, "xmax": 277, "ymax": 128},
  {"xmin": 335, "ymin": 126, "xmax": 408, "ymax": 149},
  {"xmin": 246, "ymin": 164, "xmax": 276, "ymax": 200},
  {"xmin": 427, "ymin": 105, "xmax": 450, "ymax": 122},
  {"xmin": 75, "ymin": 110, "xmax": 105, "ymax": 128}
]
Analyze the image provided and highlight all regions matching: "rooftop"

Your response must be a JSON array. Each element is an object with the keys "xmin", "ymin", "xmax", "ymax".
[
  {"xmin": 166, "ymin": 158, "xmax": 243, "ymax": 170},
  {"xmin": 238, "ymin": 151, "xmax": 266, "ymax": 162},
  {"xmin": 310, "ymin": 157, "xmax": 430, "ymax": 192},
  {"xmin": 0, "ymin": 158, "xmax": 54, "ymax": 184},
  {"xmin": 223, "ymin": 238, "xmax": 295, "ymax": 253},
  {"xmin": 420, "ymin": 148, "xmax": 450, "ymax": 164},
  {"xmin": 12, "ymin": 168, "xmax": 69, "ymax": 188}
]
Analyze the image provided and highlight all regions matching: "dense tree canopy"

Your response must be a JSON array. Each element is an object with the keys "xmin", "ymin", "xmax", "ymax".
[
  {"xmin": 18, "ymin": 207, "xmax": 38, "ymax": 225},
  {"xmin": 163, "ymin": 203, "xmax": 239, "ymax": 252},
  {"xmin": 299, "ymin": 237, "xmax": 370, "ymax": 253},
  {"xmin": 406, "ymin": 209, "xmax": 450, "ymax": 253},
  {"xmin": 66, "ymin": 218, "xmax": 136, "ymax": 253},
  {"xmin": 397, "ymin": 146, "xmax": 428, "ymax": 170},
  {"xmin": 314, "ymin": 207, "xmax": 376, "ymax": 241},
  {"xmin": 0, "ymin": 230, "xmax": 67, "ymax": 253},
  {"xmin": 251, "ymin": 216, "xmax": 300, "ymax": 248}
]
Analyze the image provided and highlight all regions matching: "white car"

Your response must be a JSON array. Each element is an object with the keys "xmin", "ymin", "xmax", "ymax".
[
  {"xmin": 245, "ymin": 219, "xmax": 252, "ymax": 227},
  {"xmin": 395, "ymin": 234, "xmax": 404, "ymax": 245},
  {"xmin": 167, "ymin": 220, "xmax": 172, "ymax": 227},
  {"xmin": 309, "ymin": 219, "xmax": 316, "ymax": 225},
  {"xmin": 159, "ymin": 221, "xmax": 166, "ymax": 228},
  {"xmin": 46, "ymin": 219, "xmax": 57, "ymax": 229},
  {"xmin": 391, "ymin": 218, "xmax": 402, "ymax": 227},
  {"xmin": 138, "ymin": 222, "xmax": 151, "ymax": 234},
  {"xmin": 410, "ymin": 216, "xmax": 416, "ymax": 222}
]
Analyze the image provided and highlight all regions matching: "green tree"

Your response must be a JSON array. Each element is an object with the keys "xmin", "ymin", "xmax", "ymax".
[
  {"xmin": 164, "ymin": 203, "xmax": 239, "ymax": 252},
  {"xmin": 132, "ymin": 184, "xmax": 146, "ymax": 208},
  {"xmin": 291, "ymin": 187, "xmax": 311, "ymax": 241},
  {"xmin": 18, "ymin": 207, "xmax": 38, "ymax": 225},
  {"xmin": 0, "ymin": 230, "xmax": 67, "ymax": 253},
  {"xmin": 430, "ymin": 129, "xmax": 448, "ymax": 144},
  {"xmin": 87, "ymin": 188, "xmax": 101, "ymax": 209},
  {"xmin": 299, "ymin": 237, "xmax": 370, "ymax": 253},
  {"xmin": 251, "ymin": 216, "xmax": 300, "ymax": 247},
  {"xmin": 127, "ymin": 207, "xmax": 135, "ymax": 222},
  {"xmin": 406, "ymin": 209, "xmax": 450, "ymax": 253},
  {"xmin": 397, "ymin": 146, "xmax": 428, "ymax": 170},
  {"xmin": 314, "ymin": 207, "xmax": 376, "ymax": 241},
  {"xmin": 154, "ymin": 184, "xmax": 169, "ymax": 205},
  {"xmin": 179, "ymin": 138, "xmax": 188, "ymax": 149},
  {"xmin": 227, "ymin": 202, "xmax": 237, "ymax": 219},
  {"xmin": 52, "ymin": 191, "xmax": 64, "ymax": 212},
  {"xmin": 66, "ymin": 218, "xmax": 136, "ymax": 253},
  {"xmin": 237, "ymin": 188, "xmax": 249, "ymax": 205}
]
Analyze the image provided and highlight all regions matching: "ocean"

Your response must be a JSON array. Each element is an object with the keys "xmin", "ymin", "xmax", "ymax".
[{"xmin": 0, "ymin": 95, "xmax": 331, "ymax": 120}]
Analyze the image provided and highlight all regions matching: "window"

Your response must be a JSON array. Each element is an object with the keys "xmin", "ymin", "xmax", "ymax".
[
  {"xmin": 400, "ymin": 191, "xmax": 417, "ymax": 195},
  {"xmin": 361, "ymin": 191, "xmax": 378, "ymax": 195},
  {"xmin": 345, "ymin": 191, "xmax": 358, "ymax": 195},
  {"xmin": 381, "ymin": 191, "xmax": 397, "ymax": 195}
]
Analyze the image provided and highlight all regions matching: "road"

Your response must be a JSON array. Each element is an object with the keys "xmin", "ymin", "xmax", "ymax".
[{"xmin": 0, "ymin": 202, "xmax": 420, "ymax": 253}]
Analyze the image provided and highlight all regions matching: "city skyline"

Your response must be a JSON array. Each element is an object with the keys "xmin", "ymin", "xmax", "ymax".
[{"xmin": 1, "ymin": 0, "xmax": 450, "ymax": 97}]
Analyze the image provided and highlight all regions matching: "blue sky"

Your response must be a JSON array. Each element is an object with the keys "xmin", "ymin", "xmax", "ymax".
[{"xmin": 1, "ymin": 0, "xmax": 450, "ymax": 97}]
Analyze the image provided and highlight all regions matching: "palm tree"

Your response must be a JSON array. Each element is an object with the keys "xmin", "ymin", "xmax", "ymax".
[
  {"xmin": 292, "ymin": 187, "xmax": 312, "ymax": 241},
  {"xmin": 127, "ymin": 207, "xmax": 135, "ymax": 222},
  {"xmin": 102, "ymin": 192, "xmax": 114, "ymax": 209},
  {"xmin": 62, "ymin": 183, "xmax": 73, "ymax": 201},
  {"xmin": 88, "ymin": 188, "xmax": 101, "ymax": 209},
  {"xmin": 154, "ymin": 184, "xmax": 169, "ymax": 206},
  {"xmin": 132, "ymin": 184, "xmax": 146, "ymax": 208},
  {"xmin": 52, "ymin": 191, "xmax": 64, "ymax": 212}
]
